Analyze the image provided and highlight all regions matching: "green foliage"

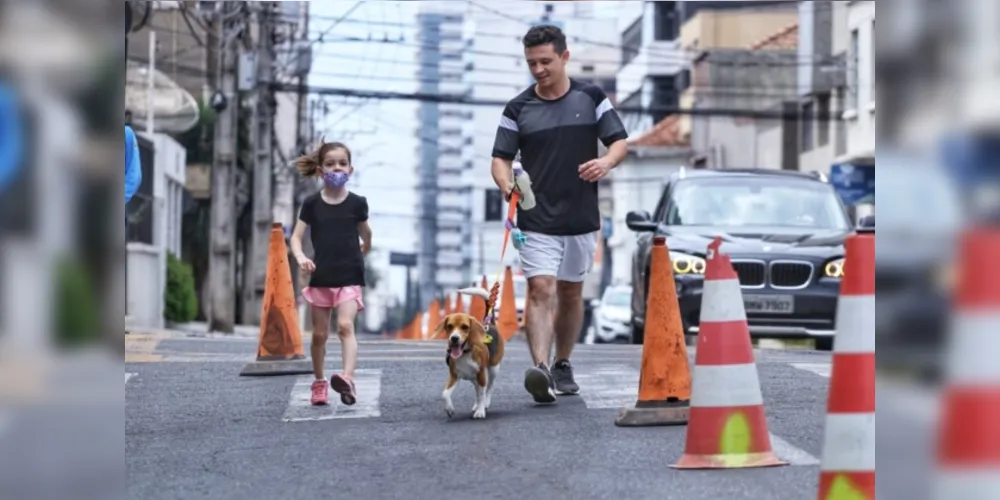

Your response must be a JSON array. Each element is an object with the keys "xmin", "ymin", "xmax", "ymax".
[
  {"xmin": 54, "ymin": 257, "xmax": 100, "ymax": 347},
  {"xmin": 164, "ymin": 252, "xmax": 199, "ymax": 323}
]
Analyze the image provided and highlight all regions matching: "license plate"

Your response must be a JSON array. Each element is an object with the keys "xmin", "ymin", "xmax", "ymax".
[{"xmin": 743, "ymin": 294, "xmax": 794, "ymax": 314}]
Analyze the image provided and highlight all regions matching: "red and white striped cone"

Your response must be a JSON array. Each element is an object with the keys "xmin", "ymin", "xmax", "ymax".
[
  {"xmin": 671, "ymin": 237, "xmax": 787, "ymax": 469},
  {"xmin": 816, "ymin": 230, "xmax": 875, "ymax": 499},
  {"xmin": 933, "ymin": 227, "xmax": 1000, "ymax": 500}
]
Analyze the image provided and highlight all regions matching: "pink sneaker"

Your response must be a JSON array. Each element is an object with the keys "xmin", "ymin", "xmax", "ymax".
[{"xmin": 310, "ymin": 380, "xmax": 329, "ymax": 406}]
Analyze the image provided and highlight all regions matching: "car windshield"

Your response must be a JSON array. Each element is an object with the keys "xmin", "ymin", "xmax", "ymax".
[
  {"xmin": 602, "ymin": 290, "xmax": 630, "ymax": 307},
  {"xmin": 665, "ymin": 176, "xmax": 850, "ymax": 230}
]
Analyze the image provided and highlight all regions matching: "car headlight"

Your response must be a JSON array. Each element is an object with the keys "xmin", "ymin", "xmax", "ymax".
[
  {"xmin": 670, "ymin": 251, "xmax": 706, "ymax": 275},
  {"xmin": 824, "ymin": 258, "xmax": 845, "ymax": 279}
]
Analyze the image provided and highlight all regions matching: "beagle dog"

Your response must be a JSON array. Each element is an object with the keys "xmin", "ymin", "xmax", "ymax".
[{"xmin": 434, "ymin": 312, "xmax": 505, "ymax": 419}]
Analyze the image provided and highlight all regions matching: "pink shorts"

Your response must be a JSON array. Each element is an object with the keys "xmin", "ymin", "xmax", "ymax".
[{"xmin": 302, "ymin": 286, "xmax": 365, "ymax": 311}]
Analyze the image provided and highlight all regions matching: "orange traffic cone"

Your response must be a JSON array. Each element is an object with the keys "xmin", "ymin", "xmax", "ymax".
[
  {"xmin": 411, "ymin": 311, "xmax": 424, "ymax": 340},
  {"xmin": 816, "ymin": 229, "xmax": 875, "ymax": 498},
  {"xmin": 932, "ymin": 227, "xmax": 1000, "ymax": 500},
  {"xmin": 498, "ymin": 267, "xmax": 519, "ymax": 341},
  {"xmin": 426, "ymin": 298, "xmax": 442, "ymax": 340},
  {"xmin": 468, "ymin": 277, "xmax": 488, "ymax": 320},
  {"xmin": 240, "ymin": 223, "xmax": 312, "ymax": 376},
  {"xmin": 671, "ymin": 237, "xmax": 786, "ymax": 469},
  {"xmin": 818, "ymin": 229, "xmax": 872, "ymax": 500},
  {"xmin": 454, "ymin": 292, "xmax": 465, "ymax": 314},
  {"xmin": 444, "ymin": 295, "xmax": 453, "ymax": 316},
  {"xmin": 616, "ymin": 235, "xmax": 691, "ymax": 426}
]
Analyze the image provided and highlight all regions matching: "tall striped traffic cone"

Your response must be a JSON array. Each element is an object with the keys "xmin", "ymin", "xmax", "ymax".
[
  {"xmin": 816, "ymin": 229, "xmax": 875, "ymax": 498},
  {"xmin": 932, "ymin": 227, "xmax": 1000, "ymax": 500},
  {"xmin": 671, "ymin": 237, "xmax": 787, "ymax": 469}
]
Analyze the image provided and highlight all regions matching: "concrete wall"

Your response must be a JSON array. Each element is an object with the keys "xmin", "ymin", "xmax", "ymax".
[
  {"xmin": 680, "ymin": 9, "xmax": 798, "ymax": 51},
  {"xmin": 691, "ymin": 49, "xmax": 799, "ymax": 168}
]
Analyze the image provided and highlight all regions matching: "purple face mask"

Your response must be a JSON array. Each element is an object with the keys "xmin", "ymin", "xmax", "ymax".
[{"xmin": 322, "ymin": 171, "xmax": 350, "ymax": 188}]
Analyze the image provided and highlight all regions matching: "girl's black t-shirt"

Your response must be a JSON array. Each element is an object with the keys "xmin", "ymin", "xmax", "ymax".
[{"xmin": 298, "ymin": 191, "xmax": 368, "ymax": 288}]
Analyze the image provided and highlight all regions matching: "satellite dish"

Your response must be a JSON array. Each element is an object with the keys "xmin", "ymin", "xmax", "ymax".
[{"xmin": 125, "ymin": 60, "xmax": 200, "ymax": 134}]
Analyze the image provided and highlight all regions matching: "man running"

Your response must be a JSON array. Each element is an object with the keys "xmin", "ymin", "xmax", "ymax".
[{"xmin": 490, "ymin": 24, "xmax": 629, "ymax": 403}]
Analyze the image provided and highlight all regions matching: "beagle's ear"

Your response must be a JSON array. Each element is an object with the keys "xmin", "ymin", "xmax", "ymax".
[
  {"xmin": 468, "ymin": 316, "xmax": 487, "ymax": 341},
  {"xmin": 433, "ymin": 316, "xmax": 448, "ymax": 339}
]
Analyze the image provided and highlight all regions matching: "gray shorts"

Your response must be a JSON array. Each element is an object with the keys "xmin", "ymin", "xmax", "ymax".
[{"xmin": 518, "ymin": 231, "xmax": 599, "ymax": 282}]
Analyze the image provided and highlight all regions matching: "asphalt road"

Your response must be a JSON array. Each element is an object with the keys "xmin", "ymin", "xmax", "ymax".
[{"xmin": 117, "ymin": 331, "xmax": 936, "ymax": 500}]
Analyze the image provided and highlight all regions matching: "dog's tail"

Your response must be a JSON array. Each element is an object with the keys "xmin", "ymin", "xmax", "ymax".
[{"xmin": 457, "ymin": 287, "xmax": 490, "ymax": 301}]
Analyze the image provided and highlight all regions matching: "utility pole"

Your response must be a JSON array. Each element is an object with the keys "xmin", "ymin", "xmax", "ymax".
[
  {"xmin": 242, "ymin": 2, "xmax": 276, "ymax": 325},
  {"xmin": 208, "ymin": 1, "xmax": 241, "ymax": 333}
]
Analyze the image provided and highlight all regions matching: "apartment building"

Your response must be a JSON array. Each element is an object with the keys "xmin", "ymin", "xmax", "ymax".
[
  {"xmin": 414, "ymin": 2, "xmax": 469, "ymax": 305},
  {"xmin": 838, "ymin": 0, "xmax": 875, "ymax": 165},
  {"xmin": 795, "ymin": 0, "xmax": 849, "ymax": 174},
  {"xmin": 678, "ymin": 2, "xmax": 798, "ymax": 169}
]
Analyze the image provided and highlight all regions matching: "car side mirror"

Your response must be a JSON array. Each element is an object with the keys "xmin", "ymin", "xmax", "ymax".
[
  {"xmin": 857, "ymin": 214, "xmax": 875, "ymax": 231},
  {"xmin": 625, "ymin": 210, "xmax": 657, "ymax": 232}
]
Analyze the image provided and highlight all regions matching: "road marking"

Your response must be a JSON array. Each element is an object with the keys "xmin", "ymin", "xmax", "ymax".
[
  {"xmin": 574, "ymin": 365, "xmax": 640, "ymax": 409},
  {"xmin": 791, "ymin": 362, "xmax": 831, "ymax": 378},
  {"xmin": 282, "ymin": 369, "xmax": 382, "ymax": 422},
  {"xmin": 769, "ymin": 433, "xmax": 821, "ymax": 466},
  {"xmin": 126, "ymin": 372, "xmax": 135, "ymax": 384}
]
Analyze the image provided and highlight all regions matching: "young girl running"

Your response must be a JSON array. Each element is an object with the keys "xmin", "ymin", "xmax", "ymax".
[{"xmin": 290, "ymin": 141, "xmax": 372, "ymax": 406}]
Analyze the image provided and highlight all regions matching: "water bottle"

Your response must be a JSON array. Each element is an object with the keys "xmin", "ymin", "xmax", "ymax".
[{"xmin": 512, "ymin": 165, "xmax": 536, "ymax": 211}]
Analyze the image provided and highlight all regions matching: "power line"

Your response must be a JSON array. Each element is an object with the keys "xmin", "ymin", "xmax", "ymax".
[
  {"xmin": 268, "ymin": 83, "xmax": 844, "ymax": 121},
  {"xmin": 307, "ymin": 4, "xmax": 841, "ymax": 67}
]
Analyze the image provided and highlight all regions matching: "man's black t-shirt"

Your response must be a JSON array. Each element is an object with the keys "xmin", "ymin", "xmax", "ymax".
[
  {"xmin": 298, "ymin": 191, "xmax": 368, "ymax": 288},
  {"xmin": 491, "ymin": 78, "xmax": 629, "ymax": 236}
]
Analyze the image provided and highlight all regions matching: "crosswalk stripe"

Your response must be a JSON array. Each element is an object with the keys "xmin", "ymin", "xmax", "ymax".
[
  {"xmin": 283, "ymin": 369, "xmax": 382, "ymax": 422},
  {"xmin": 574, "ymin": 365, "xmax": 641, "ymax": 409},
  {"xmin": 791, "ymin": 363, "xmax": 831, "ymax": 378}
]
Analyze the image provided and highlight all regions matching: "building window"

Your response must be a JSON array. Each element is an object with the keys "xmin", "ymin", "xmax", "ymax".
[
  {"xmin": 800, "ymin": 100, "xmax": 814, "ymax": 152},
  {"xmin": 870, "ymin": 19, "xmax": 875, "ymax": 104},
  {"xmin": 849, "ymin": 28, "xmax": 859, "ymax": 110},
  {"xmin": 621, "ymin": 18, "xmax": 642, "ymax": 67},
  {"xmin": 651, "ymin": 75, "xmax": 679, "ymax": 123},
  {"xmin": 834, "ymin": 87, "xmax": 847, "ymax": 155},
  {"xmin": 817, "ymin": 93, "xmax": 830, "ymax": 147},
  {"xmin": 674, "ymin": 68, "xmax": 691, "ymax": 92},
  {"xmin": 484, "ymin": 189, "xmax": 503, "ymax": 221},
  {"xmin": 582, "ymin": 64, "xmax": 595, "ymax": 73},
  {"xmin": 653, "ymin": 1, "xmax": 678, "ymax": 41}
]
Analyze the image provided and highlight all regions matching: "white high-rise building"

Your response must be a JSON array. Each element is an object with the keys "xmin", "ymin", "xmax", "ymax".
[{"xmin": 412, "ymin": 2, "xmax": 471, "ymax": 306}]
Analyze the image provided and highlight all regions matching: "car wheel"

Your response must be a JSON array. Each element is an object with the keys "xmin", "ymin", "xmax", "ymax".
[
  {"xmin": 815, "ymin": 337, "xmax": 834, "ymax": 351},
  {"xmin": 630, "ymin": 320, "xmax": 644, "ymax": 345}
]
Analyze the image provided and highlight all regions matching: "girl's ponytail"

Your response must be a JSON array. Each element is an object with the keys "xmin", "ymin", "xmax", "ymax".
[{"xmin": 293, "ymin": 153, "xmax": 319, "ymax": 177}]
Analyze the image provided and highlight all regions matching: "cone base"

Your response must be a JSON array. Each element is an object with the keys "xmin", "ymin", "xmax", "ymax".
[
  {"xmin": 670, "ymin": 451, "xmax": 788, "ymax": 469},
  {"xmin": 239, "ymin": 357, "xmax": 312, "ymax": 377},
  {"xmin": 615, "ymin": 401, "xmax": 690, "ymax": 427}
]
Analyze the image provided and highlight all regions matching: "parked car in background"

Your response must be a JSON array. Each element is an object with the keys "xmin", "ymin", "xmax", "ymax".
[
  {"xmin": 589, "ymin": 285, "xmax": 632, "ymax": 343},
  {"xmin": 875, "ymin": 150, "xmax": 963, "ymax": 381},
  {"xmin": 626, "ymin": 168, "xmax": 860, "ymax": 350}
]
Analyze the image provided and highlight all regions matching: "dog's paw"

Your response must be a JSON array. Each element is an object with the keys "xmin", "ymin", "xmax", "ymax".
[
  {"xmin": 472, "ymin": 407, "xmax": 486, "ymax": 419},
  {"xmin": 484, "ymin": 396, "xmax": 492, "ymax": 410},
  {"xmin": 444, "ymin": 405, "xmax": 455, "ymax": 419}
]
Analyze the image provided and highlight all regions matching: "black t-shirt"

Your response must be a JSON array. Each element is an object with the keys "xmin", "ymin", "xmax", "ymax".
[
  {"xmin": 491, "ymin": 78, "xmax": 628, "ymax": 236},
  {"xmin": 298, "ymin": 191, "xmax": 368, "ymax": 288}
]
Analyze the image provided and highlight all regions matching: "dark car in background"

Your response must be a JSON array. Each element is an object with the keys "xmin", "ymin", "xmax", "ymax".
[{"xmin": 626, "ymin": 168, "xmax": 861, "ymax": 350}]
